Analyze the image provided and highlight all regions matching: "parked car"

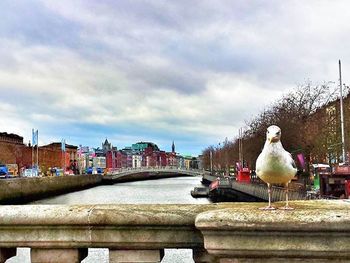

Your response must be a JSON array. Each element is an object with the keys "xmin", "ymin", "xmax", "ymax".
[
  {"xmin": 0, "ymin": 164, "xmax": 8, "ymax": 178},
  {"xmin": 6, "ymin": 164, "xmax": 18, "ymax": 177}
]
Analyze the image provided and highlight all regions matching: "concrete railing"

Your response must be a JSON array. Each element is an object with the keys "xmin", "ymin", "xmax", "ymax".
[{"xmin": 0, "ymin": 201, "xmax": 349, "ymax": 262}]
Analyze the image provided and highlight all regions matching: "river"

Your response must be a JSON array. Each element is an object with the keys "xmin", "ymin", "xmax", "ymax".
[{"xmin": 7, "ymin": 176, "xmax": 211, "ymax": 263}]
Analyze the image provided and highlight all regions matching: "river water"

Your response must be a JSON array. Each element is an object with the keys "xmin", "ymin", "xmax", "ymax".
[{"xmin": 8, "ymin": 176, "xmax": 211, "ymax": 263}]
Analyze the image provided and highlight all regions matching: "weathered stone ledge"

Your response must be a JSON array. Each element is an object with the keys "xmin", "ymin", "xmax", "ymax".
[
  {"xmin": 196, "ymin": 200, "xmax": 350, "ymax": 262},
  {"xmin": 0, "ymin": 203, "xmax": 226, "ymax": 225},
  {"xmin": 196, "ymin": 201, "xmax": 350, "ymax": 231},
  {"xmin": 0, "ymin": 201, "xmax": 349, "ymax": 262}
]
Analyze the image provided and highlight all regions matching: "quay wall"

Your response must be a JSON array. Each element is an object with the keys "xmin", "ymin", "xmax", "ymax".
[{"xmin": 0, "ymin": 175, "xmax": 102, "ymax": 204}]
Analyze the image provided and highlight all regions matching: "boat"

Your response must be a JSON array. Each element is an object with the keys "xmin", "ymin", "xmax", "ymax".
[{"xmin": 191, "ymin": 187, "xmax": 209, "ymax": 198}]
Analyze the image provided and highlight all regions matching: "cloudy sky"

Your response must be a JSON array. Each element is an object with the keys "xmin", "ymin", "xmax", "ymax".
[{"xmin": 1, "ymin": 1, "xmax": 350, "ymax": 155}]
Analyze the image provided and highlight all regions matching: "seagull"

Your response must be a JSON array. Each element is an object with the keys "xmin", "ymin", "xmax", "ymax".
[{"xmin": 256, "ymin": 125, "xmax": 297, "ymax": 210}]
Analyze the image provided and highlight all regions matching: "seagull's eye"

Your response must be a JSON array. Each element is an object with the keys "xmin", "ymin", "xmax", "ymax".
[
  {"xmin": 276, "ymin": 131, "xmax": 280, "ymax": 135},
  {"xmin": 267, "ymin": 130, "xmax": 269, "ymax": 133}
]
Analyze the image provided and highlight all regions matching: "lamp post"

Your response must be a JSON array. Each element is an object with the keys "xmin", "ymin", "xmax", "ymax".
[
  {"xmin": 210, "ymin": 150, "xmax": 213, "ymax": 173},
  {"xmin": 238, "ymin": 128, "xmax": 244, "ymax": 167},
  {"xmin": 339, "ymin": 60, "xmax": 346, "ymax": 163}
]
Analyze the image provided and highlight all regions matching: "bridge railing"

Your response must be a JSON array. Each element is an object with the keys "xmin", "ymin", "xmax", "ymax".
[
  {"xmin": 0, "ymin": 202, "xmax": 349, "ymax": 263},
  {"xmin": 106, "ymin": 166, "xmax": 204, "ymax": 175}
]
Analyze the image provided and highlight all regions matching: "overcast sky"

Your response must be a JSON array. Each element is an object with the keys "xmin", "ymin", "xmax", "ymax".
[{"xmin": 1, "ymin": 1, "xmax": 350, "ymax": 155}]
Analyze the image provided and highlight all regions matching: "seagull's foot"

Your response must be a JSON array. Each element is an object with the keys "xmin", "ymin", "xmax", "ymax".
[
  {"xmin": 259, "ymin": 205, "xmax": 276, "ymax": 210},
  {"xmin": 279, "ymin": 205, "xmax": 294, "ymax": 210}
]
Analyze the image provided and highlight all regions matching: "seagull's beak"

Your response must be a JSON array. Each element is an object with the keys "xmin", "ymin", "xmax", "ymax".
[{"xmin": 268, "ymin": 136, "xmax": 279, "ymax": 143}]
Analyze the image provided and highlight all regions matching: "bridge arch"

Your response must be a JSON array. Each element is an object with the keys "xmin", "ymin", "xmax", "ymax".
[{"xmin": 105, "ymin": 167, "xmax": 208, "ymax": 182}]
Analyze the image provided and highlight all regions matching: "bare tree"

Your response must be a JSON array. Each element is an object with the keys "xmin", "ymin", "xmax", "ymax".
[{"xmin": 202, "ymin": 81, "xmax": 338, "ymax": 171}]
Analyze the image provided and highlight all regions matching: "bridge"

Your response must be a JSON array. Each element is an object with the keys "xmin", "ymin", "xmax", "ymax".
[
  {"xmin": 0, "ymin": 201, "xmax": 349, "ymax": 262},
  {"xmin": 105, "ymin": 167, "xmax": 209, "ymax": 182}
]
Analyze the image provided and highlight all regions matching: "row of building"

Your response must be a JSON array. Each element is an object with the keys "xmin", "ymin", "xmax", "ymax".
[
  {"xmin": 0, "ymin": 132, "xmax": 78, "ymax": 175},
  {"xmin": 77, "ymin": 139, "xmax": 201, "ymax": 174},
  {"xmin": 0, "ymin": 132, "xmax": 200, "ymax": 176}
]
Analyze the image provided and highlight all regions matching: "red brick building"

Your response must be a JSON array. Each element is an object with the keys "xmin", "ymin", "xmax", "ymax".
[
  {"xmin": 0, "ymin": 132, "xmax": 78, "ymax": 173},
  {"xmin": 0, "ymin": 132, "xmax": 32, "ymax": 168},
  {"xmin": 106, "ymin": 150, "xmax": 127, "ymax": 169},
  {"xmin": 39, "ymin": 143, "xmax": 78, "ymax": 172}
]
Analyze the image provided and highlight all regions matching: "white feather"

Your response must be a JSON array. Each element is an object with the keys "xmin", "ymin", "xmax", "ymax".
[{"xmin": 256, "ymin": 126, "xmax": 297, "ymax": 184}]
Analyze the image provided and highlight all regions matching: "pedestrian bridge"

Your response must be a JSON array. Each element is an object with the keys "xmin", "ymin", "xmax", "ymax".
[{"xmin": 106, "ymin": 166, "xmax": 209, "ymax": 181}]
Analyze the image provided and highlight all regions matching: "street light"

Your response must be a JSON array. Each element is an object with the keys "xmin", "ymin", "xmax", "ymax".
[
  {"xmin": 238, "ymin": 127, "xmax": 244, "ymax": 167},
  {"xmin": 210, "ymin": 150, "xmax": 213, "ymax": 173},
  {"xmin": 339, "ymin": 60, "xmax": 346, "ymax": 163}
]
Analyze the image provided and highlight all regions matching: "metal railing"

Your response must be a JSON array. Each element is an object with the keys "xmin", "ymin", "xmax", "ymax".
[
  {"xmin": 231, "ymin": 180, "xmax": 306, "ymax": 201},
  {"xmin": 106, "ymin": 166, "xmax": 205, "ymax": 176}
]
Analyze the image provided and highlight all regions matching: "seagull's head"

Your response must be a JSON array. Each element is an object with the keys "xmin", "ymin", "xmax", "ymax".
[{"xmin": 266, "ymin": 125, "xmax": 281, "ymax": 144}]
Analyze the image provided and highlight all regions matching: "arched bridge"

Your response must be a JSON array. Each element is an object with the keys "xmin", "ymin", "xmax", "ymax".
[{"xmin": 104, "ymin": 166, "xmax": 209, "ymax": 182}]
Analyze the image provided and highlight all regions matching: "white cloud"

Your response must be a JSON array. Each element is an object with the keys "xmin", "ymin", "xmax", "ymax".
[{"xmin": 1, "ymin": 1, "xmax": 350, "ymax": 155}]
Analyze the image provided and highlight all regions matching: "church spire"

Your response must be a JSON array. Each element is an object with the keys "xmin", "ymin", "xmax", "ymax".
[
  {"xmin": 172, "ymin": 141, "xmax": 175, "ymax": 153},
  {"xmin": 102, "ymin": 138, "xmax": 111, "ymax": 152}
]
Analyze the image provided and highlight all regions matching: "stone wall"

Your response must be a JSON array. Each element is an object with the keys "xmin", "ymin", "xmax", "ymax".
[{"xmin": 0, "ymin": 174, "xmax": 102, "ymax": 204}]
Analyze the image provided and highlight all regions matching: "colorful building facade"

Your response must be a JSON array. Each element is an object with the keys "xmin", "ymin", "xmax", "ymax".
[{"xmin": 105, "ymin": 141, "xmax": 182, "ymax": 170}]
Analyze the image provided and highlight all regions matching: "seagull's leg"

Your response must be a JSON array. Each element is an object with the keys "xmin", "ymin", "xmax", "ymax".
[
  {"xmin": 268, "ymin": 183, "xmax": 272, "ymax": 207},
  {"xmin": 259, "ymin": 183, "xmax": 276, "ymax": 210},
  {"xmin": 280, "ymin": 182, "xmax": 294, "ymax": 210}
]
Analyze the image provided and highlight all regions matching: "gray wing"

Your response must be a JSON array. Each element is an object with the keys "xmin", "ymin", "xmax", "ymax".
[
  {"xmin": 255, "ymin": 152, "xmax": 263, "ymax": 173},
  {"xmin": 288, "ymin": 152, "xmax": 297, "ymax": 168}
]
